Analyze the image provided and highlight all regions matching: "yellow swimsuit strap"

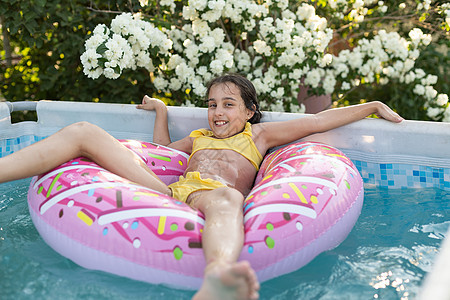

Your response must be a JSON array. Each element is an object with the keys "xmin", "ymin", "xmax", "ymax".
[{"xmin": 188, "ymin": 123, "xmax": 263, "ymax": 170}]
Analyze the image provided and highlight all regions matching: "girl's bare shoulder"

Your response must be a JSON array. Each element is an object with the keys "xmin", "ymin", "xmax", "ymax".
[{"xmin": 168, "ymin": 135, "xmax": 194, "ymax": 154}]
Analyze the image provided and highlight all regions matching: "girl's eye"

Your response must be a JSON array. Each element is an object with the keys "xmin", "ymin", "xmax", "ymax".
[{"xmin": 208, "ymin": 103, "xmax": 217, "ymax": 108}]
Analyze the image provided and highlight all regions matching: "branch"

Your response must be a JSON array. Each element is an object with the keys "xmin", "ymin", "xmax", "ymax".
[
  {"xmin": 335, "ymin": 13, "xmax": 417, "ymax": 33},
  {"xmin": 86, "ymin": 6, "xmax": 124, "ymax": 15},
  {"xmin": 128, "ymin": 0, "xmax": 134, "ymax": 14},
  {"xmin": 337, "ymin": 85, "xmax": 359, "ymax": 100},
  {"xmin": 219, "ymin": 18, "xmax": 233, "ymax": 44}
]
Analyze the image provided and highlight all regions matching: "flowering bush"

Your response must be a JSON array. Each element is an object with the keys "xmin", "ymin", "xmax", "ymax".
[
  {"xmin": 80, "ymin": 0, "xmax": 449, "ymax": 119},
  {"xmin": 81, "ymin": 14, "xmax": 173, "ymax": 80}
]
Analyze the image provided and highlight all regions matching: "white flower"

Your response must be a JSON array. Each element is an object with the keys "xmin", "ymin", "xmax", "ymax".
[
  {"xmin": 193, "ymin": 80, "xmax": 207, "ymax": 96},
  {"xmin": 422, "ymin": 74, "xmax": 438, "ymax": 85},
  {"xmin": 341, "ymin": 82, "xmax": 351, "ymax": 90},
  {"xmin": 80, "ymin": 49, "xmax": 102, "ymax": 70},
  {"xmin": 259, "ymin": 18, "xmax": 275, "ymax": 38},
  {"xmin": 216, "ymin": 49, "xmax": 234, "ymax": 68},
  {"xmin": 111, "ymin": 13, "xmax": 134, "ymax": 36},
  {"xmin": 425, "ymin": 86, "xmax": 437, "ymax": 100},
  {"xmin": 307, "ymin": 15, "xmax": 327, "ymax": 31},
  {"xmin": 85, "ymin": 34, "xmax": 107, "ymax": 50},
  {"xmin": 444, "ymin": 107, "xmax": 450, "ymax": 122},
  {"xmin": 235, "ymin": 50, "xmax": 251, "ymax": 72},
  {"xmin": 167, "ymin": 55, "xmax": 184, "ymax": 70},
  {"xmin": 319, "ymin": 53, "xmax": 333, "ymax": 67},
  {"xmin": 202, "ymin": 10, "xmax": 222, "ymax": 22},
  {"xmin": 403, "ymin": 59, "xmax": 415, "ymax": 72},
  {"xmin": 160, "ymin": 0, "xmax": 176, "ymax": 13},
  {"xmin": 252, "ymin": 78, "xmax": 268, "ymax": 95},
  {"xmin": 210, "ymin": 60, "xmax": 224, "ymax": 75},
  {"xmin": 297, "ymin": 4, "xmax": 315, "ymax": 21},
  {"xmin": 323, "ymin": 73, "xmax": 336, "ymax": 94},
  {"xmin": 270, "ymin": 87, "xmax": 285, "ymax": 99},
  {"xmin": 182, "ymin": 6, "xmax": 198, "ymax": 20},
  {"xmin": 403, "ymin": 71, "xmax": 416, "ymax": 84},
  {"xmin": 379, "ymin": 77, "xmax": 389, "ymax": 85},
  {"xmin": 288, "ymin": 68, "xmax": 304, "ymax": 80},
  {"xmin": 427, "ymin": 107, "xmax": 441, "ymax": 120},
  {"xmin": 92, "ymin": 24, "xmax": 110, "ymax": 39},
  {"xmin": 290, "ymin": 103, "xmax": 305, "ymax": 113},
  {"xmin": 136, "ymin": 51, "xmax": 153, "ymax": 71},
  {"xmin": 409, "ymin": 28, "xmax": 432, "ymax": 47},
  {"xmin": 84, "ymin": 67, "xmax": 103, "ymax": 79},
  {"xmin": 185, "ymin": 41, "xmax": 200, "ymax": 63},
  {"xmin": 304, "ymin": 68, "xmax": 323, "ymax": 88},
  {"xmin": 175, "ymin": 62, "xmax": 195, "ymax": 82},
  {"xmin": 103, "ymin": 67, "xmax": 120, "ymax": 79},
  {"xmin": 199, "ymin": 36, "xmax": 216, "ymax": 53},
  {"xmin": 413, "ymin": 84, "xmax": 425, "ymax": 96},
  {"xmin": 436, "ymin": 94, "xmax": 449, "ymax": 106},
  {"xmin": 190, "ymin": 0, "xmax": 208, "ymax": 11},
  {"xmin": 253, "ymin": 40, "xmax": 271, "ymax": 56},
  {"xmin": 192, "ymin": 19, "xmax": 210, "ymax": 37},
  {"xmin": 169, "ymin": 77, "xmax": 182, "ymax": 90},
  {"xmin": 415, "ymin": 68, "xmax": 426, "ymax": 79},
  {"xmin": 154, "ymin": 76, "xmax": 169, "ymax": 90}
]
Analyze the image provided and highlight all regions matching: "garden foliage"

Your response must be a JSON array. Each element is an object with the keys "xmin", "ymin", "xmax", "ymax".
[{"xmin": 1, "ymin": 0, "xmax": 449, "ymax": 121}]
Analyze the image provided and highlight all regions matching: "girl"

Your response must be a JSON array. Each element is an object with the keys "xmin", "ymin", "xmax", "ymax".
[{"xmin": 0, "ymin": 74, "xmax": 403, "ymax": 300}]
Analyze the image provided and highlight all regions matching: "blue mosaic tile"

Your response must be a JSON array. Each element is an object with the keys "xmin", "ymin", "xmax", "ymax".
[
  {"xmin": 0, "ymin": 135, "xmax": 47, "ymax": 158},
  {"xmin": 353, "ymin": 159, "xmax": 450, "ymax": 191}
]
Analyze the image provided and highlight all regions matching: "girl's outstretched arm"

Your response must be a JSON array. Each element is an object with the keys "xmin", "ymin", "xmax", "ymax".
[
  {"xmin": 136, "ymin": 96, "xmax": 193, "ymax": 154},
  {"xmin": 311, "ymin": 100, "xmax": 403, "ymax": 133},
  {"xmin": 137, "ymin": 96, "xmax": 171, "ymax": 145},
  {"xmin": 256, "ymin": 101, "xmax": 403, "ymax": 149}
]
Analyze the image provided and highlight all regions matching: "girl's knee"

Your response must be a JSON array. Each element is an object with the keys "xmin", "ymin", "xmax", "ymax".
[
  {"xmin": 65, "ymin": 121, "xmax": 95, "ymax": 137},
  {"xmin": 211, "ymin": 187, "xmax": 244, "ymax": 208},
  {"xmin": 193, "ymin": 187, "xmax": 244, "ymax": 216},
  {"xmin": 65, "ymin": 121, "xmax": 105, "ymax": 143},
  {"xmin": 61, "ymin": 122, "xmax": 102, "ymax": 153}
]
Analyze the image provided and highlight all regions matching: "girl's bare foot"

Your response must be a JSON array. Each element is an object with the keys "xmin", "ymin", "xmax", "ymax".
[{"xmin": 193, "ymin": 260, "xmax": 260, "ymax": 300}]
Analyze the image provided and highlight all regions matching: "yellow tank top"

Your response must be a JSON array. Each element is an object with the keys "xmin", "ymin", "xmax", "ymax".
[{"xmin": 189, "ymin": 122, "xmax": 263, "ymax": 170}]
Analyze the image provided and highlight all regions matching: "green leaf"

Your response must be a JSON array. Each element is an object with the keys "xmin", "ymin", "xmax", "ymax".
[
  {"xmin": 254, "ymin": 58, "xmax": 264, "ymax": 68},
  {"xmin": 23, "ymin": 22, "xmax": 36, "ymax": 35},
  {"xmin": 96, "ymin": 43, "xmax": 108, "ymax": 55},
  {"xmin": 35, "ymin": 0, "xmax": 46, "ymax": 7}
]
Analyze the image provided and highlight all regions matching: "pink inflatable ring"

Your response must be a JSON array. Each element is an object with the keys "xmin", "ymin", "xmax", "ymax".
[{"xmin": 27, "ymin": 140, "xmax": 364, "ymax": 289}]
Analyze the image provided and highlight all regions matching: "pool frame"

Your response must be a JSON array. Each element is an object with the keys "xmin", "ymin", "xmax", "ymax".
[{"xmin": 1, "ymin": 100, "xmax": 449, "ymax": 298}]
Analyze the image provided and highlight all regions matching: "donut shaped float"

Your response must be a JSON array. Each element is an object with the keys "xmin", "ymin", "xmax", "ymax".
[{"xmin": 27, "ymin": 140, "xmax": 363, "ymax": 289}]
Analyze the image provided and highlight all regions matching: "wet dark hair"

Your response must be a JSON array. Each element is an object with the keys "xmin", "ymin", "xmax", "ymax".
[{"xmin": 206, "ymin": 74, "xmax": 262, "ymax": 124}]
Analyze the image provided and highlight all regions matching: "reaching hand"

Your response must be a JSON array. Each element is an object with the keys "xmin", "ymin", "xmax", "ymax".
[
  {"xmin": 136, "ymin": 95, "xmax": 166, "ymax": 111},
  {"xmin": 373, "ymin": 101, "xmax": 404, "ymax": 123}
]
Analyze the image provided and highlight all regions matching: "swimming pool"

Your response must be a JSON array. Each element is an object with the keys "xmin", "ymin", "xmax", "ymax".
[{"xmin": 1, "ymin": 100, "xmax": 449, "ymax": 299}]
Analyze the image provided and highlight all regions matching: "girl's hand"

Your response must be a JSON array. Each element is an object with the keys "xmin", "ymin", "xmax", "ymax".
[
  {"xmin": 136, "ymin": 95, "xmax": 166, "ymax": 111},
  {"xmin": 373, "ymin": 101, "xmax": 404, "ymax": 123}
]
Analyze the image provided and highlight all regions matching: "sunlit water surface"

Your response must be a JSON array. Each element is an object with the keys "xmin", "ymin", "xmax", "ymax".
[{"xmin": 1, "ymin": 179, "xmax": 449, "ymax": 299}]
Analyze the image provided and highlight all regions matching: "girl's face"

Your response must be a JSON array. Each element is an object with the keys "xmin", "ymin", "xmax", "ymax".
[{"xmin": 207, "ymin": 82, "xmax": 254, "ymax": 139}]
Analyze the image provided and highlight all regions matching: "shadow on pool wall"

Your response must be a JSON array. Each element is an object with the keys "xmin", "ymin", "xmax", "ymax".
[{"xmin": 1, "ymin": 100, "xmax": 449, "ymax": 298}]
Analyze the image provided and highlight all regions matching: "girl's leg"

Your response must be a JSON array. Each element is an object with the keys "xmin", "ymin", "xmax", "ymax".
[
  {"xmin": 189, "ymin": 187, "xmax": 260, "ymax": 300},
  {"xmin": 0, "ymin": 122, "xmax": 171, "ymax": 195}
]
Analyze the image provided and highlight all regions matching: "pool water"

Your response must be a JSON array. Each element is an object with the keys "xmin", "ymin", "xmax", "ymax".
[{"xmin": 1, "ymin": 179, "xmax": 449, "ymax": 300}]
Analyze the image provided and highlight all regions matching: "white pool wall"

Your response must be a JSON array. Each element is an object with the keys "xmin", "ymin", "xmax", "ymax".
[{"xmin": 2, "ymin": 100, "xmax": 450, "ymax": 165}]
